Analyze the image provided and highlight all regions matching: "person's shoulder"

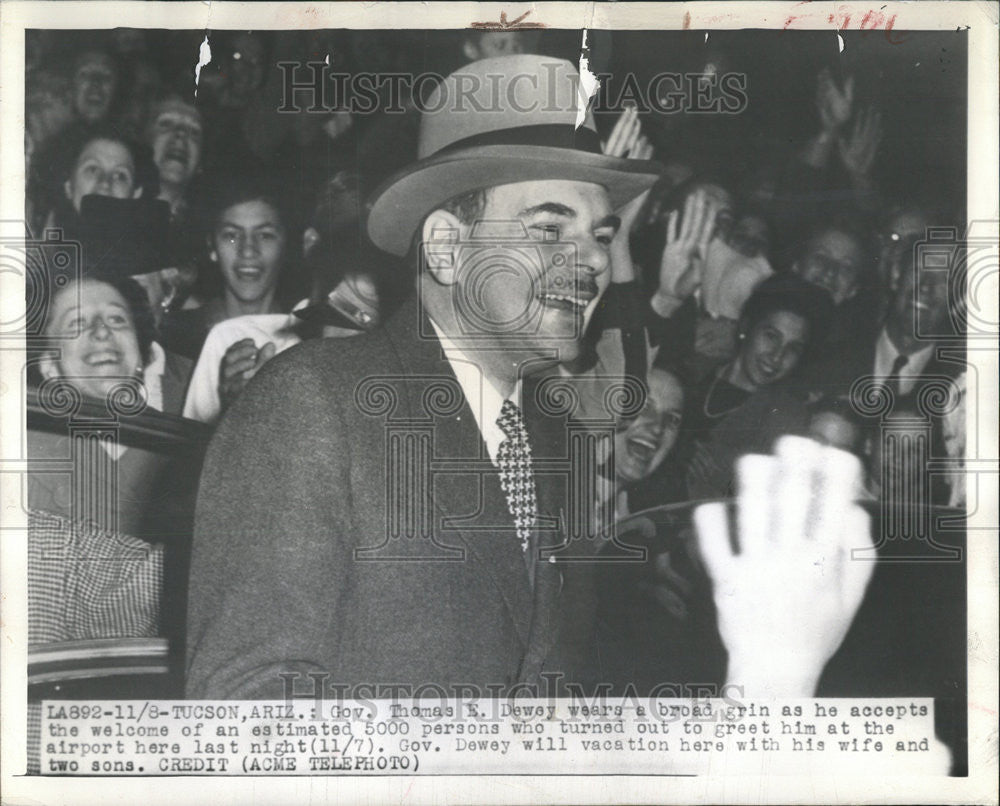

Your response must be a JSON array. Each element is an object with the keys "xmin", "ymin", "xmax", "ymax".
[{"xmin": 249, "ymin": 327, "xmax": 402, "ymax": 397}]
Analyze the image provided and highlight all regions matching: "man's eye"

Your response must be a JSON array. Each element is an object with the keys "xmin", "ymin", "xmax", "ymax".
[
  {"xmin": 66, "ymin": 317, "xmax": 85, "ymax": 333},
  {"xmin": 596, "ymin": 232, "xmax": 614, "ymax": 246},
  {"xmin": 114, "ymin": 171, "xmax": 131, "ymax": 184},
  {"xmin": 532, "ymin": 223, "xmax": 561, "ymax": 239},
  {"xmin": 106, "ymin": 314, "xmax": 130, "ymax": 328}
]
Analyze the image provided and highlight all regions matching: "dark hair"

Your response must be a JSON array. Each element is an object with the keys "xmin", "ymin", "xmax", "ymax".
[
  {"xmin": 43, "ymin": 275, "xmax": 157, "ymax": 367},
  {"xmin": 201, "ymin": 169, "xmax": 288, "ymax": 232},
  {"xmin": 194, "ymin": 169, "xmax": 305, "ymax": 310},
  {"xmin": 440, "ymin": 188, "xmax": 490, "ymax": 226},
  {"xmin": 60, "ymin": 123, "xmax": 159, "ymax": 199},
  {"xmin": 738, "ymin": 273, "xmax": 835, "ymax": 353},
  {"xmin": 409, "ymin": 187, "xmax": 491, "ymax": 265}
]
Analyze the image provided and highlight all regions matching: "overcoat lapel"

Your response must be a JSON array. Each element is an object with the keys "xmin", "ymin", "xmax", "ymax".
[
  {"xmin": 380, "ymin": 298, "xmax": 535, "ymax": 648},
  {"xmin": 518, "ymin": 375, "xmax": 570, "ymax": 682}
]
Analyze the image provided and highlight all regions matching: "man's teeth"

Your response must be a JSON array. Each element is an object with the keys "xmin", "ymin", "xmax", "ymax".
[{"xmin": 540, "ymin": 293, "xmax": 587, "ymax": 309}]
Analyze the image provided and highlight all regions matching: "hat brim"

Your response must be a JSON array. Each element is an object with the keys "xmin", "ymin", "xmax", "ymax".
[
  {"xmin": 292, "ymin": 301, "xmax": 371, "ymax": 332},
  {"xmin": 366, "ymin": 145, "xmax": 663, "ymax": 257}
]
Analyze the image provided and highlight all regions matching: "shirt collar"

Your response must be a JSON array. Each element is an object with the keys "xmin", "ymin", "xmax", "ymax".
[
  {"xmin": 875, "ymin": 329, "xmax": 935, "ymax": 393},
  {"xmin": 429, "ymin": 320, "xmax": 521, "ymax": 466},
  {"xmin": 142, "ymin": 340, "xmax": 167, "ymax": 413}
]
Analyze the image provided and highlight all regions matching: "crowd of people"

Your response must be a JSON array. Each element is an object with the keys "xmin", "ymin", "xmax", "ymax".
[{"xmin": 24, "ymin": 29, "xmax": 968, "ymax": 717}]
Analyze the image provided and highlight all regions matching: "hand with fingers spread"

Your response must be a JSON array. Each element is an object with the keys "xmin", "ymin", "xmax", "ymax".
[
  {"xmin": 605, "ymin": 110, "xmax": 656, "ymax": 283},
  {"xmin": 219, "ymin": 338, "xmax": 278, "ymax": 412},
  {"xmin": 609, "ymin": 187, "xmax": 652, "ymax": 283},
  {"xmin": 816, "ymin": 68, "xmax": 855, "ymax": 133},
  {"xmin": 838, "ymin": 105, "xmax": 883, "ymax": 178},
  {"xmin": 693, "ymin": 435, "xmax": 875, "ymax": 697},
  {"xmin": 602, "ymin": 106, "xmax": 650, "ymax": 159},
  {"xmin": 651, "ymin": 189, "xmax": 717, "ymax": 314}
]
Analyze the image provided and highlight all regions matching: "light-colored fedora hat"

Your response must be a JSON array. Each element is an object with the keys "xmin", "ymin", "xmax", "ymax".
[{"xmin": 366, "ymin": 54, "xmax": 663, "ymax": 256}]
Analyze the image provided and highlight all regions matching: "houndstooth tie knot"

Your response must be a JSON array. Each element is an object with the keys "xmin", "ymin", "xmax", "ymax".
[{"xmin": 496, "ymin": 399, "xmax": 539, "ymax": 554}]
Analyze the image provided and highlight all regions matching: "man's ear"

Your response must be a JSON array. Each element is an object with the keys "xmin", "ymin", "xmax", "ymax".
[
  {"xmin": 421, "ymin": 209, "xmax": 462, "ymax": 286},
  {"xmin": 64, "ymin": 180, "xmax": 72, "ymax": 201},
  {"xmin": 132, "ymin": 186, "xmax": 143, "ymax": 199}
]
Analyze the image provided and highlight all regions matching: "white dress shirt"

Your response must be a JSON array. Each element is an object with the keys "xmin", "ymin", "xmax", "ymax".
[
  {"xmin": 873, "ymin": 329, "xmax": 935, "ymax": 395},
  {"xmin": 429, "ymin": 320, "xmax": 521, "ymax": 467},
  {"xmin": 142, "ymin": 340, "xmax": 167, "ymax": 414}
]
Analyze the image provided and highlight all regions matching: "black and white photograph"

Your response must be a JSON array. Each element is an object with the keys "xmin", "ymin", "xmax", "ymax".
[{"xmin": 1, "ymin": 2, "xmax": 997, "ymax": 803}]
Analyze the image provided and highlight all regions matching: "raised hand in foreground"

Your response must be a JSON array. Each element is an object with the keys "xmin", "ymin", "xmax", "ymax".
[{"xmin": 693, "ymin": 436, "xmax": 875, "ymax": 697}]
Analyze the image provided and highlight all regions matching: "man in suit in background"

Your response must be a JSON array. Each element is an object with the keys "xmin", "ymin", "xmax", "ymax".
[{"xmin": 186, "ymin": 55, "xmax": 876, "ymax": 701}]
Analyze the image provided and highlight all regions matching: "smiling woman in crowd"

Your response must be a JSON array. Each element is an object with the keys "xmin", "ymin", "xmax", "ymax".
[
  {"xmin": 39, "ymin": 126, "xmax": 157, "ymax": 234},
  {"xmin": 600, "ymin": 366, "xmax": 686, "ymax": 521},
  {"xmin": 30, "ymin": 275, "xmax": 175, "ymax": 537},
  {"xmin": 38, "ymin": 276, "xmax": 154, "ymax": 404},
  {"xmin": 675, "ymin": 272, "xmax": 834, "ymax": 500}
]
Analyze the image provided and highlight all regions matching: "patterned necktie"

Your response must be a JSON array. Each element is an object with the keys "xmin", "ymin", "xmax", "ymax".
[{"xmin": 496, "ymin": 399, "xmax": 539, "ymax": 555}]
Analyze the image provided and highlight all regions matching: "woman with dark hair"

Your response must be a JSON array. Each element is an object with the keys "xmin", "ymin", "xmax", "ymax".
[
  {"xmin": 671, "ymin": 272, "xmax": 835, "ymax": 500},
  {"xmin": 32, "ymin": 124, "xmax": 158, "ymax": 235},
  {"xmin": 37, "ymin": 276, "xmax": 156, "ymax": 403},
  {"xmin": 159, "ymin": 171, "xmax": 304, "ymax": 360}
]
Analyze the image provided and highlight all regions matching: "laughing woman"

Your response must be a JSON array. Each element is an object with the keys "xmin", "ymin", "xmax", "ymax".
[{"xmin": 30, "ymin": 276, "xmax": 174, "ymax": 537}]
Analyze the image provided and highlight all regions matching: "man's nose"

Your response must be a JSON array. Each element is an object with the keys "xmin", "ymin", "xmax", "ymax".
[{"xmin": 576, "ymin": 239, "xmax": 610, "ymax": 276}]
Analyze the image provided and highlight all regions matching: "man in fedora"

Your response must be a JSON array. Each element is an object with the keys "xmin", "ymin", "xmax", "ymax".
[{"xmin": 186, "ymin": 55, "xmax": 875, "ymax": 701}]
